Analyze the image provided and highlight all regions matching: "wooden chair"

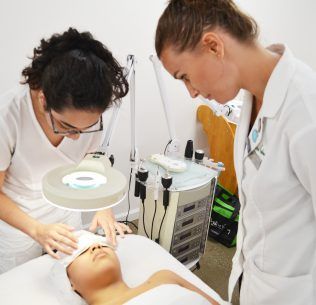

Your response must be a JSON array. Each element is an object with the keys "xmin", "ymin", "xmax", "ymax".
[{"xmin": 197, "ymin": 105, "xmax": 238, "ymax": 195}]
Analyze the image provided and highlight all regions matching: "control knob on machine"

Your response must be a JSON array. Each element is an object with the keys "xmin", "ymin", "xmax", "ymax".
[{"xmin": 194, "ymin": 149, "xmax": 205, "ymax": 164}]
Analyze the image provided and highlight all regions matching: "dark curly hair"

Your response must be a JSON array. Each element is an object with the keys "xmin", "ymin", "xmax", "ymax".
[
  {"xmin": 156, "ymin": 0, "xmax": 259, "ymax": 57},
  {"xmin": 21, "ymin": 27, "xmax": 129, "ymax": 112}
]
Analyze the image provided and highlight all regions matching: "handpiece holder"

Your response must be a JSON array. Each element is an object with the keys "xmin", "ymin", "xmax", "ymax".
[
  {"xmin": 138, "ymin": 168, "xmax": 149, "ymax": 202},
  {"xmin": 161, "ymin": 173, "xmax": 172, "ymax": 208}
]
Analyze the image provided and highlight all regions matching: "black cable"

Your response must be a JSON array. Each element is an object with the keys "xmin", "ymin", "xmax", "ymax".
[
  {"xmin": 151, "ymin": 200, "xmax": 157, "ymax": 239},
  {"xmin": 118, "ymin": 168, "xmax": 139, "ymax": 232},
  {"xmin": 163, "ymin": 139, "xmax": 172, "ymax": 155},
  {"xmin": 141, "ymin": 200, "xmax": 149, "ymax": 238},
  {"xmin": 119, "ymin": 220, "xmax": 138, "ymax": 231},
  {"xmin": 156, "ymin": 207, "xmax": 167, "ymax": 244}
]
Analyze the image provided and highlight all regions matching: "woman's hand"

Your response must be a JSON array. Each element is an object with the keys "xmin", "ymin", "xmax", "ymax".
[
  {"xmin": 32, "ymin": 223, "xmax": 78, "ymax": 259},
  {"xmin": 89, "ymin": 209, "xmax": 132, "ymax": 246}
]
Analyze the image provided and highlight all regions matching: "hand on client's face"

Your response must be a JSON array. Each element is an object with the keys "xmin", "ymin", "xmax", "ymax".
[
  {"xmin": 90, "ymin": 209, "xmax": 132, "ymax": 246},
  {"xmin": 32, "ymin": 223, "xmax": 78, "ymax": 259}
]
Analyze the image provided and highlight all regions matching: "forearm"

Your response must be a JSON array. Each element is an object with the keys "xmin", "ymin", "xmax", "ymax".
[{"xmin": 0, "ymin": 191, "xmax": 40, "ymax": 238}]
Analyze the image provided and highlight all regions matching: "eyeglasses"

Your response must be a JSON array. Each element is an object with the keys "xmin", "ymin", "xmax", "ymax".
[{"xmin": 48, "ymin": 110, "xmax": 103, "ymax": 135}]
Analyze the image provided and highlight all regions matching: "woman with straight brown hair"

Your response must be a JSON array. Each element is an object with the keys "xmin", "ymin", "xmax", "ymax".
[{"xmin": 155, "ymin": 1, "xmax": 316, "ymax": 304}]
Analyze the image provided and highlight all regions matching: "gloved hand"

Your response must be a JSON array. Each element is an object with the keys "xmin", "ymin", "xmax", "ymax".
[
  {"xmin": 89, "ymin": 209, "xmax": 132, "ymax": 246},
  {"xmin": 33, "ymin": 223, "xmax": 78, "ymax": 259}
]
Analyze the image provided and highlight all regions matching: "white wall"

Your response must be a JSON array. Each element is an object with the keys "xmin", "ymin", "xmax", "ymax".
[
  {"xmin": 0, "ymin": 0, "xmax": 315, "ymax": 223},
  {"xmin": 237, "ymin": 0, "xmax": 316, "ymax": 70}
]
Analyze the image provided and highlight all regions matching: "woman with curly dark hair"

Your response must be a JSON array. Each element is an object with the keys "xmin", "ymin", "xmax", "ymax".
[{"xmin": 0, "ymin": 27, "xmax": 131, "ymax": 273}]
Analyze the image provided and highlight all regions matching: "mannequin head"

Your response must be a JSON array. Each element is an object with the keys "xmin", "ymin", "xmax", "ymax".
[{"xmin": 67, "ymin": 243, "xmax": 122, "ymax": 298}]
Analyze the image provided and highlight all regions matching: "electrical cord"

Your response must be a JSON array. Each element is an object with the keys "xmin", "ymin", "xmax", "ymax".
[
  {"xmin": 118, "ymin": 167, "xmax": 139, "ymax": 231},
  {"xmin": 119, "ymin": 220, "xmax": 138, "ymax": 231},
  {"xmin": 163, "ymin": 139, "xmax": 172, "ymax": 155},
  {"xmin": 151, "ymin": 200, "xmax": 157, "ymax": 239},
  {"xmin": 156, "ymin": 206, "xmax": 167, "ymax": 244},
  {"xmin": 141, "ymin": 199, "xmax": 149, "ymax": 238},
  {"xmin": 156, "ymin": 174, "xmax": 172, "ymax": 244}
]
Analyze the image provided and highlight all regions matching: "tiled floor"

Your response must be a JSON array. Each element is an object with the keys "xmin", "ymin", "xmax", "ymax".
[{"xmin": 193, "ymin": 238, "xmax": 240, "ymax": 304}]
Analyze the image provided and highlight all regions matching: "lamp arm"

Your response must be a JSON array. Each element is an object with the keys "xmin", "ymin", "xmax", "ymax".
[
  {"xmin": 149, "ymin": 55, "xmax": 180, "ymax": 156},
  {"xmin": 99, "ymin": 103, "xmax": 121, "ymax": 154},
  {"xmin": 99, "ymin": 55, "xmax": 137, "ymax": 162},
  {"xmin": 128, "ymin": 55, "xmax": 137, "ymax": 163}
]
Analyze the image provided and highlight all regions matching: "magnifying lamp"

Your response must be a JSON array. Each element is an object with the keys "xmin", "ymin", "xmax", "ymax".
[
  {"xmin": 42, "ymin": 153, "xmax": 127, "ymax": 211},
  {"xmin": 42, "ymin": 55, "xmax": 136, "ymax": 211}
]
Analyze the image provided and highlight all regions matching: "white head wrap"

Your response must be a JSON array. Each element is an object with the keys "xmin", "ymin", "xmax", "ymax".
[{"xmin": 49, "ymin": 230, "xmax": 115, "ymax": 305}]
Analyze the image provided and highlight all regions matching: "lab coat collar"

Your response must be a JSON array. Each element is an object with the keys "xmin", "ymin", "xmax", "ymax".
[
  {"xmin": 235, "ymin": 45, "xmax": 297, "ymax": 180},
  {"xmin": 234, "ymin": 91, "xmax": 253, "ymax": 183},
  {"xmin": 260, "ymin": 44, "xmax": 297, "ymax": 119}
]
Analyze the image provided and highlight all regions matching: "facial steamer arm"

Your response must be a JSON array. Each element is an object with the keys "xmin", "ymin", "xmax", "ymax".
[
  {"xmin": 199, "ymin": 97, "xmax": 241, "ymax": 124},
  {"xmin": 150, "ymin": 54, "xmax": 240, "ymax": 127},
  {"xmin": 149, "ymin": 55, "xmax": 180, "ymax": 157}
]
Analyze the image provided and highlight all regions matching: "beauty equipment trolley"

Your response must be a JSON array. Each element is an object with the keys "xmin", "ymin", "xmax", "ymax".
[{"xmin": 137, "ymin": 159, "xmax": 217, "ymax": 269}]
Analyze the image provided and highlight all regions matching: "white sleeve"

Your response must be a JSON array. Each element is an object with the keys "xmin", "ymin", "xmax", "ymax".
[
  {"xmin": 290, "ymin": 124, "xmax": 316, "ymax": 216},
  {"xmin": 0, "ymin": 116, "xmax": 15, "ymax": 171}
]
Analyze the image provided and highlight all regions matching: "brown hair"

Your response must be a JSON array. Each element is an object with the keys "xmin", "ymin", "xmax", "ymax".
[{"xmin": 155, "ymin": 0, "xmax": 258, "ymax": 57}]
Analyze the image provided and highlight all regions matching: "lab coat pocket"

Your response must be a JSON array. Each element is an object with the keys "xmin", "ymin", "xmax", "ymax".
[{"xmin": 246, "ymin": 260, "xmax": 314, "ymax": 305}]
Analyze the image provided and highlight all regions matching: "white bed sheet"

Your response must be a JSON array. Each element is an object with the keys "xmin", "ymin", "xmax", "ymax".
[{"xmin": 0, "ymin": 234, "xmax": 226, "ymax": 305}]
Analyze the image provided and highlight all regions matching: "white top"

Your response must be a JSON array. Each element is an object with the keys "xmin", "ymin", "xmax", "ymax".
[
  {"xmin": 229, "ymin": 44, "xmax": 316, "ymax": 305},
  {"xmin": 0, "ymin": 85, "xmax": 104, "ymax": 226},
  {"xmin": 124, "ymin": 284, "xmax": 211, "ymax": 305}
]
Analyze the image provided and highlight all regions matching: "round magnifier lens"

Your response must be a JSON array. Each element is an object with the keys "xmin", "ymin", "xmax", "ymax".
[{"xmin": 62, "ymin": 171, "xmax": 107, "ymax": 190}]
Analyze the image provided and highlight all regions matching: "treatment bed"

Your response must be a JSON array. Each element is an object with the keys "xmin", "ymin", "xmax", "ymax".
[{"xmin": 0, "ymin": 234, "xmax": 226, "ymax": 304}]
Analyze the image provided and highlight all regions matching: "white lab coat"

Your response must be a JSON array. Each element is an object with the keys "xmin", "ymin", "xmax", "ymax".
[
  {"xmin": 0, "ymin": 86, "xmax": 104, "ymax": 273},
  {"xmin": 228, "ymin": 44, "xmax": 316, "ymax": 304}
]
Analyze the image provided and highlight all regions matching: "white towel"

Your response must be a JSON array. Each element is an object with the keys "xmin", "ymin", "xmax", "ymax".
[{"xmin": 124, "ymin": 284, "xmax": 212, "ymax": 305}]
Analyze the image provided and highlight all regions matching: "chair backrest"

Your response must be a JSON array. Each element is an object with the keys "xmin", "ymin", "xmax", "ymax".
[{"xmin": 197, "ymin": 105, "xmax": 238, "ymax": 195}]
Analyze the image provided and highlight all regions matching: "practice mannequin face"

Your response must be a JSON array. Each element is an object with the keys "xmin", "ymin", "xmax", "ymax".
[
  {"xmin": 160, "ymin": 36, "xmax": 240, "ymax": 104},
  {"xmin": 67, "ymin": 244, "xmax": 121, "ymax": 295}
]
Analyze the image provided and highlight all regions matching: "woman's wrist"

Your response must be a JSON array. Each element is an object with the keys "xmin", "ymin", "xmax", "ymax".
[{"xmin": 27, "ymin": 220, "xmax": 42, "ymax": 240}]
